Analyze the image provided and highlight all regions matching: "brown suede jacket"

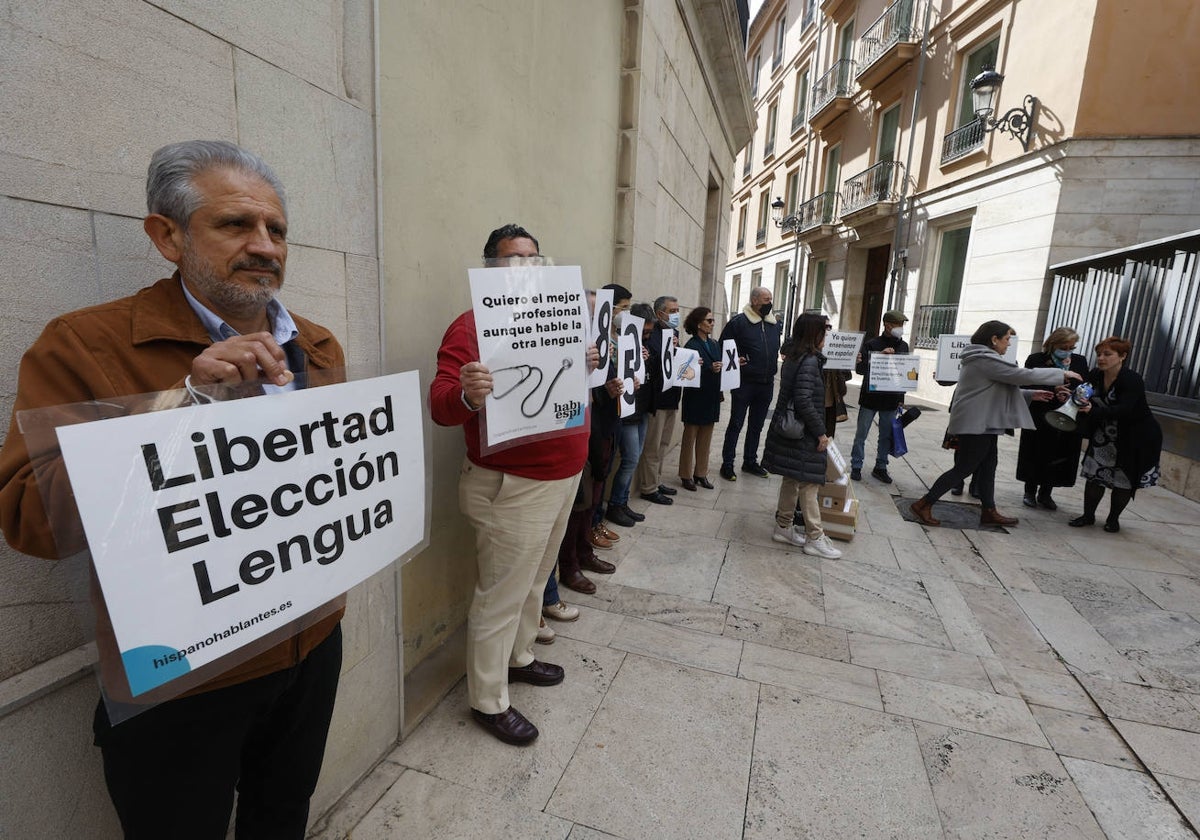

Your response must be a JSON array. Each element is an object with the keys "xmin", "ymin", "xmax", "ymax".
[{"xmin": 0, "ymin": 275, "xmax": 346, "ymax": 700}]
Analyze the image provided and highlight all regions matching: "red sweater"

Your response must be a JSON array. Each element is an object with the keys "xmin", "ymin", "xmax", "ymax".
[{"xmin": 430, "ymin": 311, "xmax": 588, "ymax": 479}]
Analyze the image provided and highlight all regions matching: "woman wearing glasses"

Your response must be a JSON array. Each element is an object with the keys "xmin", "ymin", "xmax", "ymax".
[{"xmin": 678, "ymin": 307, "xmax": 723, "ymax": 491}]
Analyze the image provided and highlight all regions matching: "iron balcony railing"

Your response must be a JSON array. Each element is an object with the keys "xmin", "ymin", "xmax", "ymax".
[
  {"xmin": 811, "ymin": 60, "xmax": 855, "ymax": 115},
  {"xmin": 795, "ymin": 191, "xmax": 839, "ymax": 232},
  {"xmin": 1046, "ymin": 230, "xmax": 1200, "ymax": 404},
  {"xmin": 755, "ymin": 226, "xmax": 767, "ymax": 246},
  {"xmin": 858, "ymin": 0, "xmax": 919, "ymax": 71},
  {"xmin": 914, "ymin": 304, "xmax": 958, "ymax": 350},
  {"xmin": 841, "ymin": 160, "xmax": 904, "ymax": 215},
  {"xmin": 941, "ymin": 120, "xmax": 985, "ymax": 163}
]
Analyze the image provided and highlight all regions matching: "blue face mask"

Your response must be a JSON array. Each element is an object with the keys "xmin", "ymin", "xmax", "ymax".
[
  {"xmin": 1052, "ymin": 348, "xmax": 1072, "ymax": 360},
  {"xmin": 667, "ymin": 312, "xmax": 681, "ymax": 329}
]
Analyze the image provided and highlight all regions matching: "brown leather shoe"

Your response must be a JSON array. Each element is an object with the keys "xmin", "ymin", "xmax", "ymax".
[
  {"xmin": 681, "ymin": 478, "xmax": 697, "ymax": 491},
  {"xmin": 561, "ymin": 570, "xmax": 596, "ymax": 594},
  {"xmin": 587, "ymin": 529, "xmax": 613, "ymax": 551},
  {"xmin": 597, "ymin": 524, "xmax": 621, "ymax": 543},
  {"xmin": 981, "ymin": 508, "xmax": 1018, "ymax": 526},
  {"xmin": 471, "ymin": 706, "xmax": 539, "ymax": 745},
  {"xmin": 508, "ymin": 659, "xmax": 565, "ymax": 686},
  {"xmin": 910, "ymin": 498, "xmax": 941, "ymax": 526},
  {"xmin": 580, "ymin": 554, "xmax": 616, "ymax": 575}
]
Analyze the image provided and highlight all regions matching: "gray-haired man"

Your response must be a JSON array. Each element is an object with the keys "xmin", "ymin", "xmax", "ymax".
[
  {"xmin": 636, "ymin": 295, "xmax": 682, "ymax": 502},
  {"xmin": 0, "ymin": 140, "xmax": 345, "ymax": 838}
]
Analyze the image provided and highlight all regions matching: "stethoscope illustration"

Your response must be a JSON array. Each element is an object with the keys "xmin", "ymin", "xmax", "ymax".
[{"xmin": 492, "ymin": 358, "xmax": 573, "ymax": 418}]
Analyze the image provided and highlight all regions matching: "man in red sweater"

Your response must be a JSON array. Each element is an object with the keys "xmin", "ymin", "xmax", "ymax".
[{"xmin": 429, "ymin": 224, "xmax": 591, "ymax": 745}]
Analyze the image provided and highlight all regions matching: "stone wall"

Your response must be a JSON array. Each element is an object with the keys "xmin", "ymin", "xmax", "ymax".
[{"xmin": 0, "ymin": 0, "xmax": 387, "ymax": 835}]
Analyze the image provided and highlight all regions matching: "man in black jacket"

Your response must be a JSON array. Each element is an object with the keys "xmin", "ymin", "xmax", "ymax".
[
  {"xmin": 719, "ymin": 287, "xmax": 783, "ymax": 480},
  {"xmin": 851, "ymin": 309, "xmax": 910, "ymax": 483}
]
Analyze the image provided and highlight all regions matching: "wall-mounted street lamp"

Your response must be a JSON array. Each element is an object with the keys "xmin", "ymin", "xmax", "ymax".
[
  {"xmin": 969, "ymin": 67, "xmax": 1037, "ymax": 151},
  {"xmin": 771, "ymin": 197, "xmax": 805, "ymax": 327}
]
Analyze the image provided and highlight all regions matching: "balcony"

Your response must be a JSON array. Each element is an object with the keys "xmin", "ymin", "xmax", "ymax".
[
  {"xmin": 941, "ymin": 120, "xmax": 986, "ymax": 164},
  {"xmin": 856, "ymin": 0, "xmax": 921, "ymax": 90},
  {"xmin": 809, "ymin": 60, "xmax": 855, "ymax": 131},
  {"xmin": 794, "ymin": 191, "xmax": 840, "ymax": 240},
  {"xmin": 840, "ymin": 160, "xmax": 904, "ymax": 226},
  {"xmin": 755, "ymin": 226, "xmax": 767, "ymax": 246},
  {"xmin": 914, "ymin": 303, "xmax": 958, "ymax": 350}
]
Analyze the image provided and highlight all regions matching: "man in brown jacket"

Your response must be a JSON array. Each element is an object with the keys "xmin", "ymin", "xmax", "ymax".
[{"xmin": 0, "ymin": 141, "xmax": 345, "ymax": 839}]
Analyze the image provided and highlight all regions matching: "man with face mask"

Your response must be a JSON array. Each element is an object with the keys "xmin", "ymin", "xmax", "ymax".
[
  {"xmin": 635, "ymin": 295, "xmax": 682, "ymax": 503},
  {"xmin": 718, "ymin": 287, "xmax": 783, "ymax": 481},
  {"xmin": 850, "ymin": 309, "xmax": 911, "ymax": 483}
]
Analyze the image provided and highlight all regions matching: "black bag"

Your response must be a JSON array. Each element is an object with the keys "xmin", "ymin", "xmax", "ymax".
[{"xmin": 771, "ymin": 399, "xmax": 806, "ymax": 439}]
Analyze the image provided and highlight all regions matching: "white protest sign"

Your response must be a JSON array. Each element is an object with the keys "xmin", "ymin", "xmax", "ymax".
[
  {"xmin": 869, "ymin": 353, "xmax": 922, "ymax": 392},
  {"xmin": 470, "ymin": 266, "xmax": 589, "ymax": 446},
  {"xmin": 623, "ymin": 313, "xmax": 645, "ymax": 386},
  {"xmin": 672, "ymin": 347, "xmax": 702, "ymax": 389},
  {"xmin": 824, "ymin": 331, "xmax": 864, "ymax": 371},
  {"xmin": 588, "ymin": 288, "xmax": 614, "ymax": 388},
  {"xmin": 617, "ymin": 330, "xmax": 638, "ymax": 419},
  {"xmin": 935, "ymin": 334, "xmax": 1020, "ymax": 382},
  {"xmin": 720, "ymin": 338, "xmax": 741, "ymax": 391},
  {"xmin": 57, "ymin": 372, "xmax": 425, "ymax": 697},
  {"xmin": 660, "ymin": 330, "xmax": 676, "ymax": 393}
]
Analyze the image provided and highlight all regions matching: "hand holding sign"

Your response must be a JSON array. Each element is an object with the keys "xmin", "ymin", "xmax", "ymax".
[{"xmin": 719, "ymin": 339, "xmax": 741, "ymax": 391}]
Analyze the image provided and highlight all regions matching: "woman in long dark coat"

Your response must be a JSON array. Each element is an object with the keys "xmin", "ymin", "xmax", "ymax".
[
  {"xmin": 678, "ymin": 307, "xmax": 723, "ymax": 491},
  {"xmin": 762, "ymin": 313, "xmax": 842, "ymax": 560},
  {"xmin": 1069, "ymin": 336, "xmax": 1162, "ymax": 533},
  {"xmin": 1016, "ymin": 326, "xmax": 1090, "ymax": 510}
]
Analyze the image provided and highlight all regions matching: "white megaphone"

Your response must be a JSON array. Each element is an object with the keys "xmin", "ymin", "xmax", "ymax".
[{"xmin": 1045, "ymin": 383, "xmax": 1094, "ymax": 432}]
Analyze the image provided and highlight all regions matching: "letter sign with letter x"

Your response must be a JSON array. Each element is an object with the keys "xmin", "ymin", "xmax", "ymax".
[{"xmin": 720, "ymin": 338, "xmax": 741, "ymax": 391}]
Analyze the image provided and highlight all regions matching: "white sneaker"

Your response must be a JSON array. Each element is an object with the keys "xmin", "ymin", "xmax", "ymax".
[
  {"xmin": 536, "ymin": 617, "xmax": 556, "ymax": 644},
  {"xmin": 772, "ymin": 524, "xmax": 807, "ymax": 547},
  {"xmin": 542, "ymin": 600, "xmax": 580, "ymax": 622},
  {"xmin": 803, "ymin": 534, "xmax": 843, "ymax": 559}
]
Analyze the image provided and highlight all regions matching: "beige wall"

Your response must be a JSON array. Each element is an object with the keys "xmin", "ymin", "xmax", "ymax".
[
  {"xmin": 380, "ymin": 1, "xmax": 624, "ymax": 705},
  {"xmin": 0, "ymin": 0, "xmax": 386, "ymax": 835}
]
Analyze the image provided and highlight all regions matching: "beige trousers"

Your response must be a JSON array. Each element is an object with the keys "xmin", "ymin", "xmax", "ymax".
[
  {"xmin": 775, "ymin": 477, "xmax": 824, "ymax": 540},
  {"xmin": 678, "ymin": 423, "xmax": 715, "ymax": 480},
  {"xmin": 459, "ymin": 458, "xmax": 579, "ymax": 714},
  {"xmin": 636, "ymin": 408, "xmax": 678, "ymax": 494}
]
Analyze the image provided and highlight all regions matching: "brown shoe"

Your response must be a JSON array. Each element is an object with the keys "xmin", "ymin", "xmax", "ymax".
[
  {"xmin": 561, "ymin": 570, "xmax": 596, "ymax": 594},
  {"xmin": 580, "ymin": 554, "xmax": 616, "ymax": 575},
  {"xmin": 597, "ymin": 524, "xmax": 621, "ymax": 542},
  {"xmin": 471, "ymin": 706, "xmax": 539, "ymax": 745},
  {"xmin": 587, "ymin": 529, "xmax": 613, "ymax": 551},
  {"xmin": 508, "ymin": 659, "xmax": 565, "ymax": 686},
  {"xmin": 981, "ymin": 508, "xmax": 1018, "ymax": 526},
  {"xmin": 910, "ymin": 498, "xmax": 941, "ymax": 527},
  {"xmin": 681, "ymin": 478, "xmax": 697, "ymax": 491}
]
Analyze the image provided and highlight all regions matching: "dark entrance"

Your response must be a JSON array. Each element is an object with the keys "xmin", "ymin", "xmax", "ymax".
[{"xmin": 859, "ymin": 244, "xmax": 891, "ymax": 334}]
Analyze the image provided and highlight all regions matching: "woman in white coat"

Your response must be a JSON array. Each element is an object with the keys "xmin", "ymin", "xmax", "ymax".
[{"xmin": 910, "ymin": 321, "xmax": 1082, "ymax": 527}]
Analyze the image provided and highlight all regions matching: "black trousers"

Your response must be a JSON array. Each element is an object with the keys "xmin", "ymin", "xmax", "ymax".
[
  {"xmin": 93, "ymin": 624, "xmax": 342, "ymax": 840},
  {"xmin": 722, "ymin": 379, "xmax": 775, "ymax": 469},
  {"xmin": 925, "ymin": 434, "xmax": 999, "ymax": 508}
]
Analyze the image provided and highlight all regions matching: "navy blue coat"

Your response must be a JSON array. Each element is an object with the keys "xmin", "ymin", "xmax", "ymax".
[
  {"xmin": 719, "ymin": 311, "xmax": 782, "ymax": 384},
  {"xmin": 680, "ymin": 336, "xmax": 722, "ymax": 425}
]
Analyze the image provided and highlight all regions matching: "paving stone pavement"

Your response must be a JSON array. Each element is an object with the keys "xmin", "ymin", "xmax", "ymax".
[{"xmin": 310, "ymin": 387, "xmax": 1200, "ymax": 839}]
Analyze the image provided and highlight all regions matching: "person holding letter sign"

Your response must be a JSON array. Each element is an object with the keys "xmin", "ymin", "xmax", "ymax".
[
  {"xmin": 718, "ymin": 287, "xmax": 782, "ymax": 481},
  {"xmin": 850, "ymin": 310, "xmax": 910, "ymax": 484},
  {"xmin": 0, "ymin": 141, "xmax": 346, "ymax": 839},
  {"xmin": 635, "ymin": 295, "xmax": 682, "ymax": 503},
  {"xmin": 678, "ymin": 307, "xmax": 723, "ymax": 490}
]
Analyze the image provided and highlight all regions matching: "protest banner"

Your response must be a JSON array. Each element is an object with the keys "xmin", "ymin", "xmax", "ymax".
[
  {"xmin": 660, "ymin": 330, "xmax": 676, "ymax": 392},
  {"xmin": 935, "ymin": 334, "xmax": 1020, "ymax": 382},
  {"xmin": 55, "ymin": 372, "xmax": 425, "ymax": 697},
  {"xmin": 869, "ymin": 353, "xmax": 921, "ymax": 392},
  {"xmin": 587, "ymin": 288, "xmax": 614, "ymax": 388},
  {"xmin": 469, "ymin": 265, "xmax": 589, "ymax": 447},
  {"xmin": 719, "ymin": 338, "xmax": 741, "ymax": 391},
  {"xmin": 617, "ymin": 313, "xmax": 645, "ymax": 418},
  {"xmin": 824, "ymin": 331, "xmax": 865, "ymax": 371},
  {"xmin": 672, "ymin": 347, "xmax": 702, "ymax": 389}
]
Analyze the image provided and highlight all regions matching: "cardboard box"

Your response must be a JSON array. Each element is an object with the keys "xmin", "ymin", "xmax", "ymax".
[
  {"xmin": 820, "ymin": 477, "xmax": 856, "ymax": 504},
  {"xmin": 823, "ymin": 519, "xmax": 856, "ymax": 542},
  {"xmin": 826, "ymin": 440, "xmax": 848, "ymax": 481},
  {"xmin": 819, "ymin": 496, "xmax": 858, "ymax": 542}
]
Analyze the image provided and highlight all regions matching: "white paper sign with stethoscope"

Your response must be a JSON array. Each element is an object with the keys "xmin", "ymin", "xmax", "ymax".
[{"xmin": 469, "ymin": 265, "xmax": 589, "ymax": 448}]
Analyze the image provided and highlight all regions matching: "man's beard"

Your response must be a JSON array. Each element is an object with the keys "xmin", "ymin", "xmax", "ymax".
[{"xmin": 180, "ymin": 243, "xmax": 281, "ymax": 318}]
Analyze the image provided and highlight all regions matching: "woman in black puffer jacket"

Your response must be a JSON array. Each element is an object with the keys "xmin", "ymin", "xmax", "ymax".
[{"xmin": 763, "ymin": 313, "xmax": 842, "ymax": 560}]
